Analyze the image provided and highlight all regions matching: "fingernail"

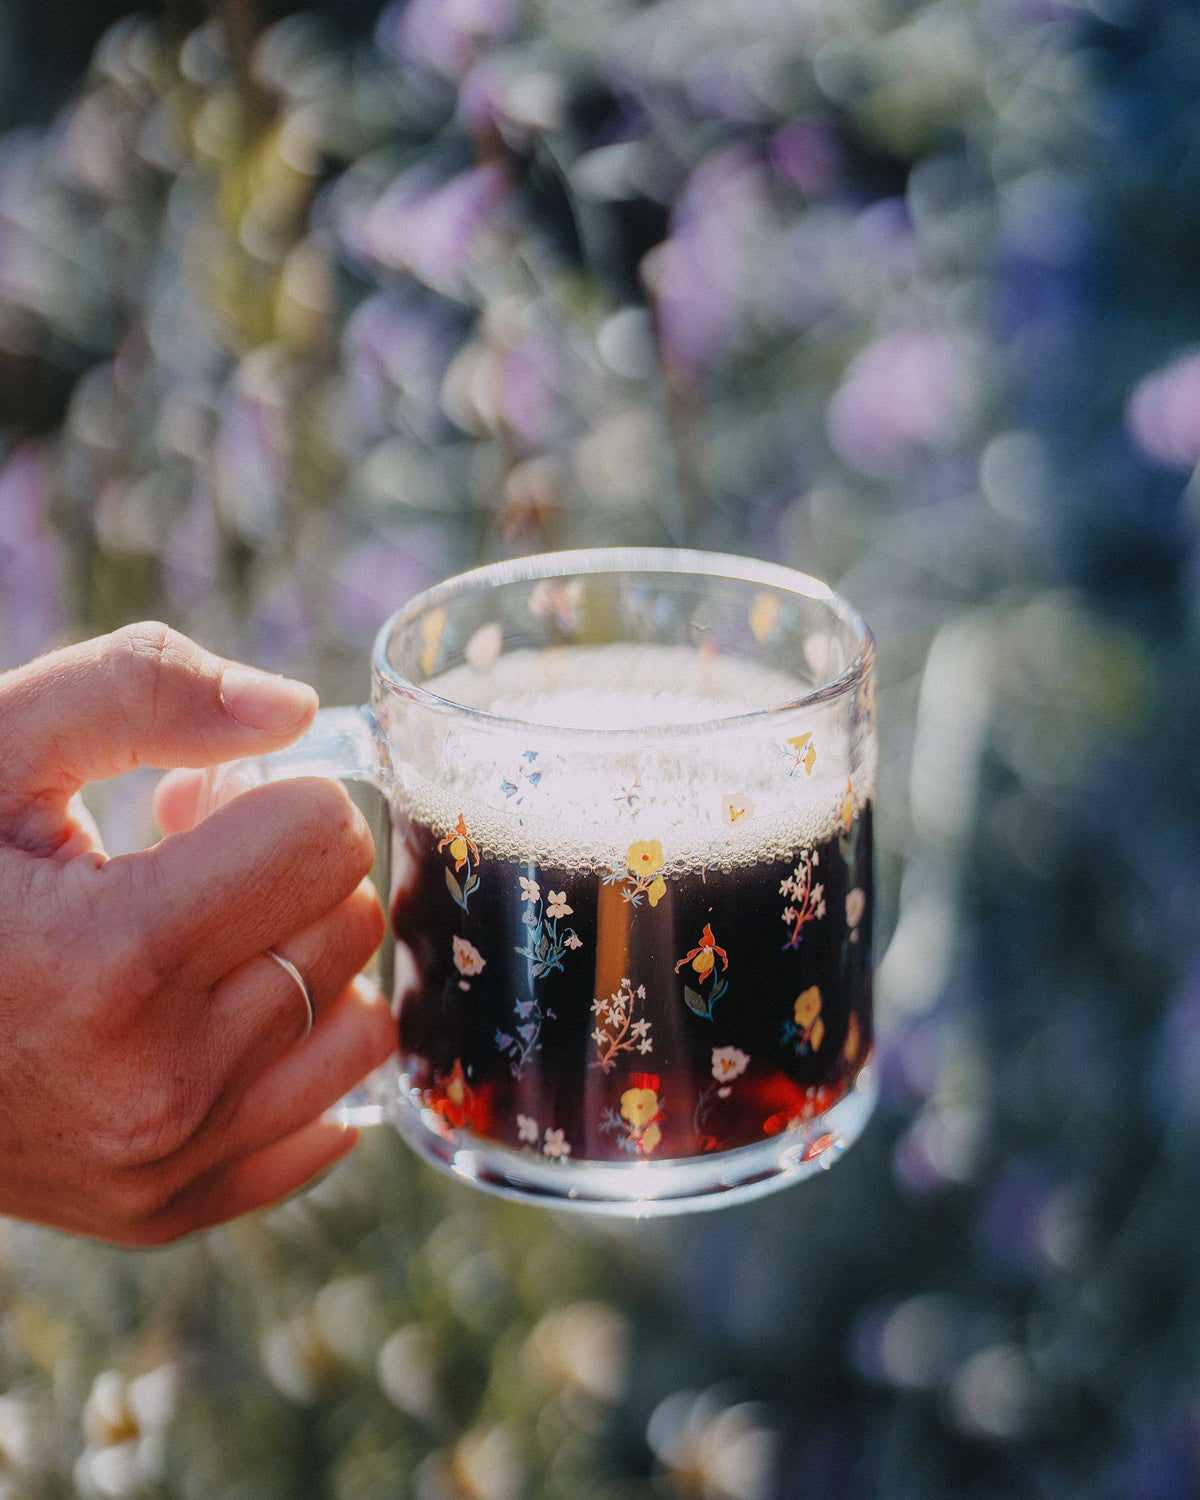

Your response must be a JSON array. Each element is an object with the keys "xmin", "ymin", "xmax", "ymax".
[{"xmin": 220, "ymin": 666, "xmax": 318, "ymax": 732}]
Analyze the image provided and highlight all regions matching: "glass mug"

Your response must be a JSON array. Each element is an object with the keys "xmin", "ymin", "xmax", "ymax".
[{"xmin": 200, "ymin": 548, "xmax": 877, "ymax": 1214}]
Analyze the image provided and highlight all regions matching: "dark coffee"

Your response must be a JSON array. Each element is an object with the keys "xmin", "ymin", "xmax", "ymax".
[{"xmin": 391, "ymin": 804, "xmax": 872, "ymax": 1163}]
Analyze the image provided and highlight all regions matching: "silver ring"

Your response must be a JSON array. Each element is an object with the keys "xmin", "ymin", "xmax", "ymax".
[{"xmin": 266, "ymin": 948, "xmax": 316, "ymax": 1038}]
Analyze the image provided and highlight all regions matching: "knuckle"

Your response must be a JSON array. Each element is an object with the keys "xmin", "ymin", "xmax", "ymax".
[
  {"xmin": 109, "ymin": 622, "xmax": 204, "ymax": 731},
  {"xmin": 94, "ymin": 1073, "xmax": 211, "ymax": 1170}
]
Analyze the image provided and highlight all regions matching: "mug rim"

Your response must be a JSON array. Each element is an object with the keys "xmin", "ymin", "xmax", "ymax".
[{"xmin": 370, "ymin": 546, "xmax": 875, "ymax": 739}]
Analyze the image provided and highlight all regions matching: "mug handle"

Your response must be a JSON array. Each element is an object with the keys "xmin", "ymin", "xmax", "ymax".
[
  {"xmin": 197, "ymin": 704, "xmax": 391, "ymax": 815},
  {"xmin": 197, "ymin": 705, "xmax": 401, "ymax": 1127}
]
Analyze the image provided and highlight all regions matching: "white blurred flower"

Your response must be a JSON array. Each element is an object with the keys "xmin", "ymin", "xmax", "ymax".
[
  {"xmin": 452, "ymin": 1424, "xmax": 525, "ymax": 1500},
  {"xmin": 0, "ymin": 1394, "xmax": 38, "ymax": 1471},
  {"xmin": 949, "ymin": 1344, "xmax": 1035, "ymax": 1440},
  {"xmin": 524, "ymin": 1302, "xmax": 630, "ymax": 1405},
  {"xmin": 1126, "ymin": 347, "xmax": 1200, "ymax": 468},
  {"xmin": 260, "ymin": 1316, "xmax": 335, "ymax": 1404},
  {"xmin": 75, "ymin": 1366, "xmax": 178, "ymax": 1497},
  {"xmin": 314, "ymin": 1276, "xmax": 379, "ymax": 1368},
  {"xmin": 647, "ymin": 1389, "xmax": 778, "ymax": 1500},
  {"xmin": 378, "ymin": 1324, "xmax": 439, "ymax": 1420}
]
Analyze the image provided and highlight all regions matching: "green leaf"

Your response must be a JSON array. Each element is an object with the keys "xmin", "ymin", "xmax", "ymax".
[
  {"xmin": 445, "ymin": 867, "xmax": 465, "ymax": 908},
  {"xmin": 684, "ymin": 986, "xmax": 713, "ymax": 1020}
]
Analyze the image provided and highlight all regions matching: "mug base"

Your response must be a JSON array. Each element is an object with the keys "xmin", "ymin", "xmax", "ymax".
[{"xmin": 356, "ymin": 1061, "xmax": 877, "ymax": 1216}]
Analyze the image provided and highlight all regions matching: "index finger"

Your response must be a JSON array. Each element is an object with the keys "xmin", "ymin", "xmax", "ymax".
[{"xmin": 93, "ymin": 776, "xmax": 378, "ymax": 986}]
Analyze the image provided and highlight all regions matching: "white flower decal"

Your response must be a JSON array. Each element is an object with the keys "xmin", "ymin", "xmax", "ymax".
[
  {"xmin": 546, "ymin": 890, "xmax": 572, "ymax": 919},
  {"xmin": 517, "ymin": 1114, "xmax": 539, "ymax": 1144},
  {"xmin": 519, "ymin": 876, "xmax": 541, "ymax": 904},
  {"xmin": 465, "ymin": 621, "xmax": 502, "ymax": 671},
  {"xmin": 564, "ymin": 932, "xmax": 583, "ymax": 950},
  {"xmin": 711, "ymin": 1046, "xmax": 750, "ymax": 1084},
  {"xmin": 846, "ymin": 888, "xmax": 865, "ymax": 929},
  {"xmin": 542, "ymin": 1128, "xmax": 571, "ymax": 1159},
  {"xmin": 452, "ymin": 935, "xmax": 486, "ymax": 976}
]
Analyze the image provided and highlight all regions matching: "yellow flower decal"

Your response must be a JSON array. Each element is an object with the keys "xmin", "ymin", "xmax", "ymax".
[
  {"xmin": 420, "ymin": 607, "xmax": 447, "ymax": 676},
  {"xmin": 626, "ymin": 840, "xmax": 664, "ymax": 877},
  {"xmin": 843, "ymin": 1013, "xmax": 861, "ymax": 1066},
  {"xmin": 785, "ymin": 732, "xmax": 817, "ymax": 777},
  {"xmin": 605, "ymin": 1081, "xmax": 664, "ymax": 1155},
  {"xmin": 749, "ymin": 591, "xmax": 781, "ymax": 642},
  {"xmin": 611, "ymin": 840, "xmax": 669, "ymax": 907},
  {"xmin": 794, "ymin": 986, "xmax": 821, "ymax": 1029},
  {"xmin": 839, "ymin": 777, "xmax": 855, "ymax": 833},
  {"xmin": 620, "ymin": 1087, "xmax": 659, "ymax": 1127},
  {"xmin": 784, "ymin": 985, "xmax": 825, "ymax": 1054}
]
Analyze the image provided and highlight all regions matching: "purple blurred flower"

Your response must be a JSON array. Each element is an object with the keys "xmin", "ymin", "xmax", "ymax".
[
  {"xmin": 1126, "ymin": 349, "xmax": 1200, "ymax": 470},
  {"xmin": 1152, "ymin": 962, "xmax": 1200, "ymax": 1125},
  {"xmin": 500, "ymin": 335, "xmax": 561, "ymax": 450},
  {"xmin": 0, "ymin": 443, "xmax": 62, "ymax": 669},
  {"xmin": 457, "ymin": 60, "xmax": 506, "ymax": 135},
  {"xmin": 975, "ymin": 1162, "xmax": 1057, "ymax": 1276},
  {"xmin": 826, "ymin": 329, "xmax": 981, "ymax": 478},
  {"xmin": 324, "ymin": 532, "xmax": 453, "ymax": 647},
  {"xmin": 376, "ymin": 0, "xmax": 517, "ymax": 81},
  {"xmin": 163, "ymin": 485, "xmax": 222, "ymax": 612},
  {"xmin": 341, "ymin": 295, "xmax": 456, "ymax": 444},
  {"xmin": 772, "ymin": 118, "xmax": 840, "ymax": 197},
  {"xmin": 244, "ymin": 571, "xmax": 316, "ymax": 675},
  {"xmin": 853, "ymin": 197, "xmax": 918, "ymax": 273},
  {"xmin": 362, "ymin": 164, "xmax": 507, "ymax": 298},
  {"xmin": 1120, "ymin": 1427, "xmax": 1200, "ymax": 1500},
  {"xmin": 648, "ymin": 147, "xmax": 769, "ymax": 375},
  {"xmin": 212, "ymin": 391, "xmax": 288, "ymax": 546}
]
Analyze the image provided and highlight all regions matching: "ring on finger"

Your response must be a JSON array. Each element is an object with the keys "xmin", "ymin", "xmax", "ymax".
[{"xmin": 265, "ymin": 948, "xmax": 316, "ymax": 1038}]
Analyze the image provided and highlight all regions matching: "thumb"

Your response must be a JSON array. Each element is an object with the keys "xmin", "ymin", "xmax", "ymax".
[{"xmin": 0, "ymin": 622, "xmax": 318, "ymax": 814}]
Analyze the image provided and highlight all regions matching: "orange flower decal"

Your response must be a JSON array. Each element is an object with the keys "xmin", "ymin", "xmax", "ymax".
[
  {"xmin": 439, "ymin": 814, "xmax": 481, "ymax": 912},
  {"xmin": 676, "ymin": 923, "xmax": 728, "ymax": 981},
  {"xmin": 438, "ymin": 813, "xmax": 478, "ymax": 872},
  {"xmin": 677, "ymin": 924, "xmax": 730, "ymax": 1020}
]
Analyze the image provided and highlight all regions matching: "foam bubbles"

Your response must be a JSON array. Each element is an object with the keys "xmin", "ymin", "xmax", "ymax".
[{"xmin": 394, "ymin": 644, "xmax": 873, "ymax": 870}]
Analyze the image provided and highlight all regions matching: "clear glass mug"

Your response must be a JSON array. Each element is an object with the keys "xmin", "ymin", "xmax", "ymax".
[{"xmin": 200, "ymin": 548, "xmax": 877, "ymax": 1214}]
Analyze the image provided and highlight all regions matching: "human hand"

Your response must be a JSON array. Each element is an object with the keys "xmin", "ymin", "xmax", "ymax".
[{"xmin": 0, "ymin": 623, "xmax": 396, "ymax": 1245}]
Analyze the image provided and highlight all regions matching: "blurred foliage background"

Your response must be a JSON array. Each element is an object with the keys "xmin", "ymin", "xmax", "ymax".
[{"xmin": 1, "ymin": 0, "xmax": 1199, "ymax": 1495}]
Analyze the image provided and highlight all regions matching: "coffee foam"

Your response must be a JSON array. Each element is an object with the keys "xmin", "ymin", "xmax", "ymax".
[{"xmin": 393, "ymin": 645, "xmax": 874, "ymax": 871}]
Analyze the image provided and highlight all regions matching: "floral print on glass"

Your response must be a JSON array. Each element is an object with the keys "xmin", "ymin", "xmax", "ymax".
[
  {"xmin": 780, "ymin": 848, "xmax": 825, "ymax": 950},
  {"xmin": 676, "ymin": 923, "xmax": 729, "ymax": 1020},
  {"xmin": 514, "ymin": 880, "xmax": 583, "ymax": 978},
  {"xmin": 439, "ymin": 814, "xmax": 481, "ymax": 912},
  {"xmin": 600, "ymin": 1076, "xmax": 664, "ymax": 1156},
  {"xmin": 605, "ymin": 840, "xmax": 668, "ymax": 907},
  {"xmin": 590, "ymin": 978, "xmax": 652, "ymax": 1072}
]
